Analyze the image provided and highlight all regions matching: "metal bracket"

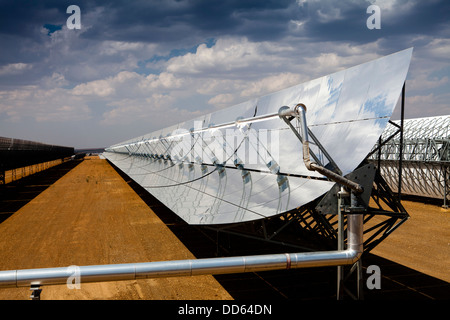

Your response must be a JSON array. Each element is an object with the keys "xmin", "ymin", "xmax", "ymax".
[
  {"xmin": 338, "ymin": 259, "xmax": 365, "ymax": 300},
  {"xmin": 30, "ymin": 285, "xmax": 42, "ymax": 300},
  {"xmin": 278, "ymin": 106, "xmax": 341, "ymax": 175},
  {"xmin": 343, "ymin": 206, "xmax": 367, "ymax": 214},
  {"xmin": 316, "ymin": 163, "xmax": 376, "ymax": 215},
  {"xmin": 337, "ymin": 189, "xmax": 366, "ymax": 300}
]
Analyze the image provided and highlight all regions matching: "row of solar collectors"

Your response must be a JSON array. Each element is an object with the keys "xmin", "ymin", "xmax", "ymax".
[
  {"xmin": 0, "ymin": 136, "xmax": 72, "ymax": 152},
  {"xmin": 0, "ymin": 136, "xmax": 74, "ymax": 171},
  {"xmin": 104, "ymin": 49, "xmax": 413, "ymax": 225}
]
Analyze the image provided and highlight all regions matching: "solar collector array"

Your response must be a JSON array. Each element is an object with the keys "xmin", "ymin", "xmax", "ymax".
[
  {"xmin": 104, "ymin": 48, "xmax": 413, "ymax": 225},
  {"xmin": 0, "ymin": 136, "xmax": 74, "ymax": 171}
]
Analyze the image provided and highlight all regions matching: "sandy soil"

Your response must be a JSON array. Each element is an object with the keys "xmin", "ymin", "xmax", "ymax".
[
  {"xmin": 0, "ymin": 156, "xmax": 447, "ymax": 300},
  {"xmin": 0, "ymin": 157, "xmax": 232, "ymax": 300},
  {"xmin": 369, "ymin": 199, "xmax": 449, "ymax": 283}
]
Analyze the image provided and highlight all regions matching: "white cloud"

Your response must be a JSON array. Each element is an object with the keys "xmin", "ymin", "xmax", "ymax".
[
  {"xmin": 101, "ymin": 94, "xmax": 176, "ymax": 125},
  {"xmin": 41, "ymin": 73, "xmax": 69, "ymax": 89},
  {"xmin": 240, "ymin": 72, "xmax": 303, "ymax": 98},
  {"xmin": 317, "ymin": 7, "xmax": 343, "ymax": 23},
  {"xmin": 165, "ymin": 37, "xmax": 293, "ymax": 78},
  {"xmin": 99, "ymin": 40, "xmax": 158, "ymax": 56},
  {"xmin": 142, "ymin": 72, "xmax": 185, "ymax": 90},
  {"xmin": 0, "ymin": 86, "xmax": 91, "ymax": 123},
  {"xmin": 425, "ymin": 38, "xmax": 450, "ymax": 60},
  {"xmin": 207, "ymin": 93, "xmax": 235, "ymax": 108},
  {"xmin": 0, "ymin": 63, "xmax": 32, "ymax": 75},
  {"xmin": 406, "ymin": 93, "xmax": 450, "ymax": 119},
  {"xmin": 72, "ymin": 71, "xmax": 186, "ymax": 98},
  {"xmin": 72, "ymin": 78, "xmax": 116, "ymax": 97},
  {"xmin": 205, "ymin": 72, "xmax": 303, "ymax": 108},
  {"xmin": 301, "ymin": 42, "xmax": 381, "ymax": 76},
  {"xmin": 407, "ymin": 72, "xmax": 448, "ymax": 92}
]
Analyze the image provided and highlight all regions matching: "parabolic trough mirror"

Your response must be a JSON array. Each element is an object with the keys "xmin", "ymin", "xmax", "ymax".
[{"xmin": 103, "ymin": 48, "xmax": 413, "ymax": 226}]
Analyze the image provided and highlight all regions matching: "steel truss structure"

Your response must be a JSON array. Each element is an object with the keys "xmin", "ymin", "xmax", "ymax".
[
  {"xmin": 200, "ymin": 160, "xmax": 409, "ymax": 300},
  {"xmin": 202, "ymin": 162, "xmax": 409, "ymax": 254},
  {"xmin": 368, "ymin": 114, "xmax": 450, "ymax": 207}
]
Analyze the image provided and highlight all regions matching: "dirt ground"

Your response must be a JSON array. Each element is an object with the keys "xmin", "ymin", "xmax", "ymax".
[
  {"xmin": 0, "ymin": 157, "xmax": 232, "ymax": 300},
  {"xmin": 0, "ymin": 156, "xmax": 448, "ymax": 300},
  {"xmin": 369, "ymin": 198, "xmax": 449, "ymax": 283}
]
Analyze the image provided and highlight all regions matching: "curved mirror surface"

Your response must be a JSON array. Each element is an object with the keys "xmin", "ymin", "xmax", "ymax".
[{"xmin": 104, "ymin": 48, "xmax": 413, "ymax": 225}]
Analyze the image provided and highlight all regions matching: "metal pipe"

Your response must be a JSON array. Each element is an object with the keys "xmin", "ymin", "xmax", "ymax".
[
  {"xmin": 0, "ymin": 214, "xmax": 363, "ymax": 289},
  {"xmin": 109, "ymin": 111, "xmax": 282, "ymax": 151},
  {"xmin": 398, "ymin": 82, "xmax": 405, "ymax": 202},
  {"xmin": 278, "ymin": 106, "xmax": 341, "ymax": 175},
  {"xmin": 444, "ymin": 165, "xmax": 448, "ymax": 208},
  {"xmin": 336, "ymin": 186, "xmax": 348, "ymax": 299},
  {"xmin": 310, "ymin": 164, "xmax": 364, "ymax": 194},
  {"xmin": 289, "ymin": 103, "xmax": 364, "ymax": 194}
]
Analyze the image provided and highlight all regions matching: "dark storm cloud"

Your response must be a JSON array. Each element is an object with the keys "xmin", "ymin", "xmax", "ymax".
[
  {"xmin": 0, "ymin": 0, "xmax": 305, "ymax": 43},
  {"xmin": 0, "ymin": 0, "xmax": 95, "ymax": 37},
  {"xmin": 79, "ymin": 0, "xmax": 303, "ymax": 43},
  {"xmin": 384, "ymin": 0, "xmax": 450, "ymax": 36},
  {"xmin": 0, "ymin": 0, "xmax": 97, "ymax": 66},
  {"xmin": 303, "ymin": 0, "xmax": 450, "ymax": 46},
  {"xmin": 1, "ymin": 0, "xmax": 448, "ymax": 45}
]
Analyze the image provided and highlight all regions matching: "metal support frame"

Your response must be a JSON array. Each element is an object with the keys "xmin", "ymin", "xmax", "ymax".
[
  {"xmin": 278, "ymin": 107, "xmax": 341, "ymax": 175},
  {"xmin": 336, "ymin": 187, "xmax": 347, "ymax": 299},
  {"xmin": 444, "ymin": 165, "xmax": 449, "ymax": 209},
  {"xmin": 203, "ymin": 215, "xmax": 319, "ymax": 253},
  {"xmin": 30, "ymin": 285, "xmax": 42, "ymax": 300},
  {"xmin": 336, "ymin": 190, "xmax": 366, "ymax": 300},
  {"xmin": 398, "ymin": 83, "xmax": 405, "ymax": 202},
  {"xmin": 368, "ymin": 82, "xmax": 450, "ymax": 207}
]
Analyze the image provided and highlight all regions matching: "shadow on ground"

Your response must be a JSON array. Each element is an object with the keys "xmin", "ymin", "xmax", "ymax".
[{"xmin": 0, "ymin": 160, "xmax": 82, "ymax": 224}]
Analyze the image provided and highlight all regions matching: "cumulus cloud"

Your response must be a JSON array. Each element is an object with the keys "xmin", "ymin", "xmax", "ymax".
[
  {"xmin": 240, "ymin": 73, "xmax": 303, "ymax": 98},
  {"xmin": 404, "ymin": 93, "xmax": 450, "ymax": 119},
  {"xmin": 0, "ymin": 86, "xmax": 91, "ymax": 123},
  {"xmin": 165, "ymin": 37, "xmax": 284, "ymax": 77},
  {"xmin": 0, "ymin": 63, "xmax": 32, "ymax": 76}
]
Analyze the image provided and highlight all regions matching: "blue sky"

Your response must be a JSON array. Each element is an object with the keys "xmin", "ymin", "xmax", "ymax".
[{"xmin": 0, "ymin": 0, "xmax": 449, "ymax": 148}]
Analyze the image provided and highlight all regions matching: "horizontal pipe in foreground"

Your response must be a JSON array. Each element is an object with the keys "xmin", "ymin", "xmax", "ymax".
[
  {"xmin": 0, "ymin": 250, "xmax": 359, "ymax": 289},
  {"xmin": 0, "ymin": 214, "xmax": 363, "ymax": 289}
]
